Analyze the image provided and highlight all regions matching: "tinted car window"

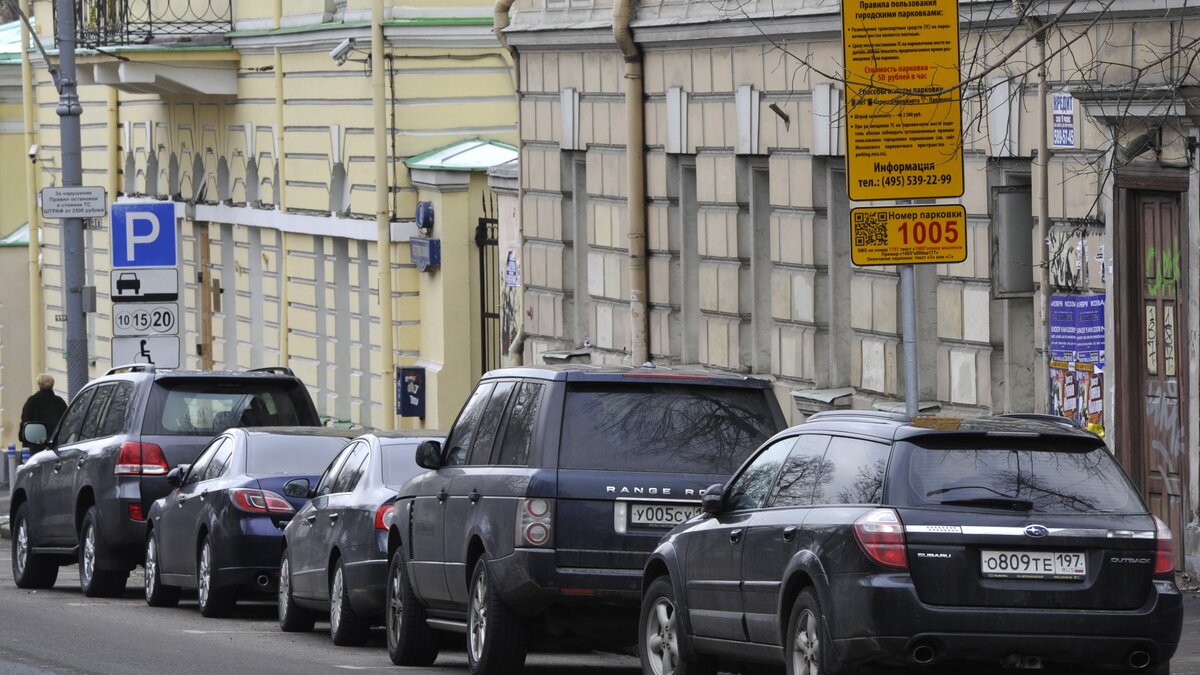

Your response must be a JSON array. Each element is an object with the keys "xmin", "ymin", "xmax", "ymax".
[
  {"xmin": 147, "ymin": 383, "xmax": 308, "ymax": 435},
  {"xmin": 812, "ymin": 437, "xmax": 889, "ymax": 505},
  {"xmin": 97, "ymin": 382, "xmax": 134, "ymax": 438},
  {"xmin": 725, "ymin": 438, "xmax": 796, "ymax": 511},
  {"xmin": 469, "ymin": 382, "xmax": 514, "ymax": 465},
  {"xmin": 245, "ymin": 436, "xmax": 352, "ymax": 475},
  {"xmin": 317, "ymin": 443, "xmax": 356, "ymax": 497},
  {"xmin": 770, "ymin": 434, "xmax": 832, "ymax": 507},
  {"xmin": 79, "ymin": 385, "xmax": 115, "ymax": 441},
  {"xmin": 495, "ymin": 383, "xmax": 543, "ymax": 466},
  {"xmin": 382, "ymin": 441, "xmax": 424, "ymax": 487},
  {"xmin": 903, "ymin": 441, "xmax": 1142, "ymax": 514},
  {"xmin": 186, "ymin": 438, "xmax": 224, "ymax": 487},
  {"xmin": 332, "ymin": 443, "xmax": 370, "ymax": 493},
  {"xmin": 445, "ymin": 383, "xmax": 495, "ymax": 466},
  {"xmin": 203, "ymin": 438, "xmax": 236, "ymax": 481},
  {"xmin": 559, "ymin": 384, "xmax": 779, "ymax": 473},
  {"xmin": 55, "ymin": 387, "xmax": 96, "ymax": 446}
]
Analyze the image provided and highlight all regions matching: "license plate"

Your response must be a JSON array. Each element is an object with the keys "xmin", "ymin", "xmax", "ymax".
[
  {"xmin": 629, "ymin": 503, "xmax": 701, "ymax": 528},
  {"xmin": 980, "ymin": 550, "xmax": 1087, "ymax": 580}
]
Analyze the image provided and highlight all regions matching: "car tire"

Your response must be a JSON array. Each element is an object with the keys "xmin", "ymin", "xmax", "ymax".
[
  {"xmin": 639, "ymin": 576, "xmax": 716, "ymax": 675},
  {"xmin": 466, "ymin": 556, "xmax": 529, "ymax": 675},
  {"xmin": 11, "ymin": 503, "xmax": 59, "ymax": 589},
  {"xmin": 786, "ymin": 588, "xmax": 841, "ymax": 675},
  {"xmin": 329, "ymin": 559, "xmax": 370, "ymax": 646},
  {"xmin": 196, "ymin": 536, "xmax": 236, "ymax": 618},
  {"xmin": 278, "ymin": 549, "xmax": 316, "ymax": 632},
  {"xmin": 143, "ymin": 529, "xmax": 180, "ymax": 607},
  {"xmin": 78, "ymin": 506, "xmax": 129, "ymax": 598},
  {"xmin": 386, "ymin": 546, "xmax": 439, "ymax": 666}
]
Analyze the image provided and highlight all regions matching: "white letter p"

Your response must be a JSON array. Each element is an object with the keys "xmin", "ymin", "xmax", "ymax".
[{"xmin": 126, "ymin": 212, "xmax": 160, "ymax": 263}]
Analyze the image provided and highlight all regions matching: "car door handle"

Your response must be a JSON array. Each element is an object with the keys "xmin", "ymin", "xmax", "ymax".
[
  {"xmin": 730, "ymin": 529, "xmax": 743, "ymax": 544},
  {"xmin": 328, "ymin": 513, "xmax": 339, "ymax": 523},
  {"xmin": 469, "ymin": 489, "xmax": 481, "ymax": 504},
  {"xmin": 52, "ymin": 462, "xmax": 62, "ymax": 473},
  {"xmin": 305, "ymin": 514, "xmax": 317, "ymax": 524},
  {"xmin": 76, "ymin": 459, "xmax": 85, "ymax": 470},
  {"xmin": 437, "ymin": 489, "xmax": 448, "ymax": 503},
  {"xmin": 783, "ymin": 526, "xmax": 798, "ymax": 542}
]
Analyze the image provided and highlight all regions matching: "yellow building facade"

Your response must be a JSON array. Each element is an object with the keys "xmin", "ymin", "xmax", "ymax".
[{"xmin": 22, "ymin": 0, "xmax": 518, "ymax": 429}]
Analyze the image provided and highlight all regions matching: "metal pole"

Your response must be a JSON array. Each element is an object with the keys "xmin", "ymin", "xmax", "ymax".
[
  {"xmin": 56, "ymin": 0, "xmax": 87, "ymax": 398},
  {"xmin": 1036, "ymin": 32, "xmax": 1051, "ymax": 414},
  {"xmin": 900, "ymin": 264, "xmax": 919, "ymax": 417}
]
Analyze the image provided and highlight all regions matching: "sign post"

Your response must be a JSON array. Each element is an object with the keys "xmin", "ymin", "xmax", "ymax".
[{"xmin": 110, "ymin": 203, "xmax": 182, "ymax": 369}]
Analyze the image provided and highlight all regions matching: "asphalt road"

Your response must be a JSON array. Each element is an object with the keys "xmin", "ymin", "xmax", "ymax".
[{"xmin": 0, "ymin": 546, "xmax": 641, "ymax": 675}]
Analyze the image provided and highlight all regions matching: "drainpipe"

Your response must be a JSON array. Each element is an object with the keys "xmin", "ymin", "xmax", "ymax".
[
  {"xmin": 373, "ymin": 0, "xmax": 396, "ymax": 429},
  {"xmin": 21, "ymin": 0, "xmax": 43, "ymax": 377},
  {"xmin": 613, "ymin": 0, "xmax": 648, "ymax": 365},
  {"xmin": 273, "ymin": 0, "xmax": 282, "ymax": 30},
  {"xmin": 494, "ymin": 0, "xmax": 525, "ymax": 365},
  {"xmin": 274, "ymin": 47, "xmax": 291, "ymax": 367},
  {"xmin": 1033, "ymin": 23, "xmax": 1051, "ymax": 413}
]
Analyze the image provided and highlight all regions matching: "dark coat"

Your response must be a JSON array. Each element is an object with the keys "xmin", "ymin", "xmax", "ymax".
[{"xmin": 20, "ymin": 388, "xmax": 67, "ymax": 452}]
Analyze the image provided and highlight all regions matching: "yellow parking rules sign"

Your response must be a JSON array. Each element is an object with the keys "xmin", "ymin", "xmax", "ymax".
[
  {"xmin": 843, "ymin": 0, "xmax": 964, "ymax": 201},
  {"xmin": 851, "ymin": 205, "xmax": 968, "ymax": 266}
]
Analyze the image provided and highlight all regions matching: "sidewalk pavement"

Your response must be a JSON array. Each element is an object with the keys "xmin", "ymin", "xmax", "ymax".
[{"xmin": 0, "ymin": 491, "xmax": 9, "ymax": 539}]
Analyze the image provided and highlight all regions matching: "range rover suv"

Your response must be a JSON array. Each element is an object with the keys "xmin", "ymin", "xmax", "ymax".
[
  {"xmin": 10, "ymin": 365, "xmax": 322, "ymax": 597},
  {"xmin": 383, "ymin": 365, "xmax": 787, "ymax": 673}
]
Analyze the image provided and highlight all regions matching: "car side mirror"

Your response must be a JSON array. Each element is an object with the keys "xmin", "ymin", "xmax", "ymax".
[
  {"xmin": 23, "ymin": 423, "xmax": 47, "ymax": 446},
  {"xmin": 166, "ymin": 466, "xmax": 187, "ymax": 489},
  {"xmin": 701, "ymin": 483, "xmax": 726, "ymax": 515},
  {"xmin": 416, "ymin": 440, "xmax": 443, "ymax": 470},
  {"xmin": 283, "ymin": 478, "xmax": 312, "ymax": 499}
]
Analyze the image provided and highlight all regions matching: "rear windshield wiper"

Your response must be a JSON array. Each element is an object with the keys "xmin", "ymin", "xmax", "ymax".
[{"xmin": 938, "ymin": 497, "xmax": 1034, "ymax": 511}]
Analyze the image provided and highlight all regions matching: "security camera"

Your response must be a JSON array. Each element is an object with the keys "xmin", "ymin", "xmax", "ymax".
[
  {"xmin": 330, "ymin": 38, "xmax": 354, "ymax": 66},
  {"xmin": 28, "ymin": 143, "xmax": 38, "ymax": 162}
]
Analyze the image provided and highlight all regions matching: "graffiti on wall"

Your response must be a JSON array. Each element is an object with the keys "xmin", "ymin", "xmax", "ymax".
[
  {"xmin": 1145, "ymin": 379, "xmax": 1183, "ymax": 485},
  {"xmin": 1144, "ymin": 239, "xmax": 1180, "ymax": 300}
]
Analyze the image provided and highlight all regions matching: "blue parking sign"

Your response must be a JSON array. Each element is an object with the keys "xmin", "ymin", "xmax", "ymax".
[{"xmin": 112, "ymin": 203, "xmax": 178, "ymax": 268}]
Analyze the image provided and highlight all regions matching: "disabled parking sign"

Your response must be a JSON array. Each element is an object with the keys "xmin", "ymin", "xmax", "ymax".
[{"xmin": 112, "ymin": 202, "xmax": 178, "ymax": 268}]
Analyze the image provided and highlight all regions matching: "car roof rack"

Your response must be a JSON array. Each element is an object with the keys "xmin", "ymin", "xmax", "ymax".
[
  {"xmin": 995, "ymin": 413, "xmax": 1081, "ymax": 429},
  {"xmin": 104, "ymin": 364, "xmax": 157, "ymax": 376},
  {"xmin": 247, "ymin": 366, "xmax": 296, "ymax": 376},
  {"xmin": 805, "ymin": 410, "xmax": 910, "ymax": 424}
]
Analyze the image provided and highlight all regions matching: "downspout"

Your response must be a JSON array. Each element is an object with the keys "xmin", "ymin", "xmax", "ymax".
[
  {"xmin": 21, "ymin": 0, "xmax": 43, "ymax": 376},
  {"xmin": 373, "ymin": 0, "xmax": 396, "ymax": 429},
  {"xmin": 273, "ymin": 0, "xmax": 282, "ymax": 30},
  {"xmin": 614, "ymin": 0, "xmax": 648, "ymax": 365},
  {"xmin": 274, "ymin": 47, "xmax": 291, "ymax": 368},
  {"xmin": 1033, "ymin": 23, "xmax": 1051, "ymax": 413},
  {"xmin": 494, "ymin": 0, "xmax": 525, "ymax": 365}
]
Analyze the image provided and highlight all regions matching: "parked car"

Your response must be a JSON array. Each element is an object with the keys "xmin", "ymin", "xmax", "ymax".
[
  {"xmin": 10, "ymin": 365, "xmax": 322, "ymax": 597},
  {"xmin": 638, "ymin": 412, "xmax": 1183, "ymax": 675},
  {"xmin": 143, "ymin": 427, "xmax": 358, "ymax": 616},
  {"xmin": 384, "ymin": 365, "xmax": 787, "ymax": 673},
  {"xmin": 278, "ymin": 430, "xmax": 445, "ymax": 646}
]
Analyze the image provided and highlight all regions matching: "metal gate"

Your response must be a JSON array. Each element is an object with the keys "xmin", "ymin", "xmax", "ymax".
[{"xmin": 476, "ymin": 215, "xmax": 501, "ymax": 374}]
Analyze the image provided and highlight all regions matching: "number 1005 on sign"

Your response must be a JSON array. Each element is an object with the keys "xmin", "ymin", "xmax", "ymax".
[{"xmin": 850, "ymin": 205, "xmax": 969, "ymax": 267}]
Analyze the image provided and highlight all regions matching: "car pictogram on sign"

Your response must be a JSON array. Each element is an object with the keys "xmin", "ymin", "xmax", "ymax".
[{"xmin": 115, "ymin": 272, "xmax": 141, "ymax": 295}]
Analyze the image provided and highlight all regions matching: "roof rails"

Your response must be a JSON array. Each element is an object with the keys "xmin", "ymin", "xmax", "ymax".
[
  {"xmin": 248, "ymin": 366, "xmax": 296, "ymax": 376},
  {"xmin": 805, "ymin": 410, "xmax": 910, "ymax": 424},
  {"xmin": 995, "ymin": 413, "xmax": 1082, "ymax": 430},
  {"xmin": 104, "ymin": 364, "xmax": 156, "ymax": 376}
]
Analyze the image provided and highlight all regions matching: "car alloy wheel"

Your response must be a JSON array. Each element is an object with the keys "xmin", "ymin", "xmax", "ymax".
[
  {"xmin": 792, "ymin": 607, "xmax": 821, "ymax": 675},
  {"xmin": 144, "ymin": 535, "xmax": 158, "ymax": 598},
  {"xmin": 330, "ymin": 567, "xmax": 345, "ymax": 636},
  {"xmin": 387, "ymin": 561, "xmax": 403, "ymax": 646},
  {"xmin": 468, "ymin": 566, "xmax": 488, "ymax": 664},
  {"xmin": 81, "ymin": 522, "xmax": 97, "ymax": 587},
  {"xmin": 645, "ymin": 596, "xmax": 681, "ymax": 675},
  {"xmin": 198, "ymin": 542, "xmax": 212, "ymax": 610},
  {"xmin": 15, "ymin": 518, "xmax": 28, "ymax": 578},
  {"xmin": 279, "ymin": 556, "xmax": 292, "ymax": 617}
]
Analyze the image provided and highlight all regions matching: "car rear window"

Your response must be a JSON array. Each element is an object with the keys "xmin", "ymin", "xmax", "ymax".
[
  {"xmin": 381, "ymin": 441, "xmax": 425, "ymax": 487},
  {"xmin": 147, "ymin": 382, "xmax": 312, "ymax": 435},
  {"xmin": 245, "ymin": 435, "xmax": 352, "ymax": 475},
  {"xmin": 902, "ymin": 441, "xmax": 1144, "ymax": 514},
  {"xmin": 558, "ymin": 383, "xmax": 778, "ymax": 474}
]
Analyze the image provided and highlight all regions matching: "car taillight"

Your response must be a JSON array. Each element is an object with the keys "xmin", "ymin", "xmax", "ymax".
[
  {"xmin": 128, "ymin": 503, "xmax": 144, "ymax": 521},
  {"xmin": 114, "ymin": 442, "xmax": 169, "ymax": 476},
  {"xmin": 231, "ymin": 488, "xmax": 295, "ymax": 514},
  {"xmin": 854, "ymin": 508, "xmax": 908, "ymax": 570},
  {"xmin": 375, "ymin": 504, "xmax": 392, "ymax": 530},
  {"xmin": 516, "ymin": 498, "xmax": 553, "ymax": 548},
  {"xmin": 1154, "ymin": 516, "xmax": 1174, "ymax": 576}
]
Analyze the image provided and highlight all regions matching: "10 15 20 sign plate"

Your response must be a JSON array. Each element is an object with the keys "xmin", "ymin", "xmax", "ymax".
[{"xmin": 851, "ymin": 204, "xmax": 968, "ymax": 267}]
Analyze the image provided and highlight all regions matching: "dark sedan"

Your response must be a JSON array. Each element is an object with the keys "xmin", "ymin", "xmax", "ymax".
[
  {"xmin": 144, "ymin": 428, "xmax": 358, "ymax": 616},
  {"xmin": 279, "ymin": 430, "xmax": 444, "ymax": 646},
  {"xmin": 640, "ymin": 413, "xmax": 1181, "ymax": 675}
]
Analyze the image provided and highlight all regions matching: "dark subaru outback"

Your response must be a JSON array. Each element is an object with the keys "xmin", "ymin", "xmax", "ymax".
[
  {"xmin": 639, "ymin": 412, "xmax": 1182, "ymax": 675},
  {"xmin": 10, "ymin": 365, "xmax": 321, "ymax": 597},
  {"xmin": 384, "ymin": 365, "xmax": 787, "ymax": 673}
]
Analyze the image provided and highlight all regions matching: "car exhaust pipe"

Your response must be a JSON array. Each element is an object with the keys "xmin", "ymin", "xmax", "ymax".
[
  {"xmin": 1128, "ymin": 650, "xmax": 1152, "ymax": 670},
  {"xmin": 256, "ymin": 574, "xmax": 271, "ymax": 589},
  {"xmin": 911, "ymin": 642, "xmax": 937, "ymax": 665}
]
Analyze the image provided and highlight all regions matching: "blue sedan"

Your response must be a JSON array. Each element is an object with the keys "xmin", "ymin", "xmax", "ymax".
[{"xmin": 144, "ymin": 427, "xmax": 359, "ymax": 617}]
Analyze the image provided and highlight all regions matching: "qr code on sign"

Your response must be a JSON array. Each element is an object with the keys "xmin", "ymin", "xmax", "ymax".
[{"xmin": 853, "ymin": 211, "xmax": 888, "ymax": 247}]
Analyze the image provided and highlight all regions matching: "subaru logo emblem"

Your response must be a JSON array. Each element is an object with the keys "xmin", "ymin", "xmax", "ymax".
[{"xmin": 1024, "ymin": 525, "xmax": 1049, "ymax": 538}]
